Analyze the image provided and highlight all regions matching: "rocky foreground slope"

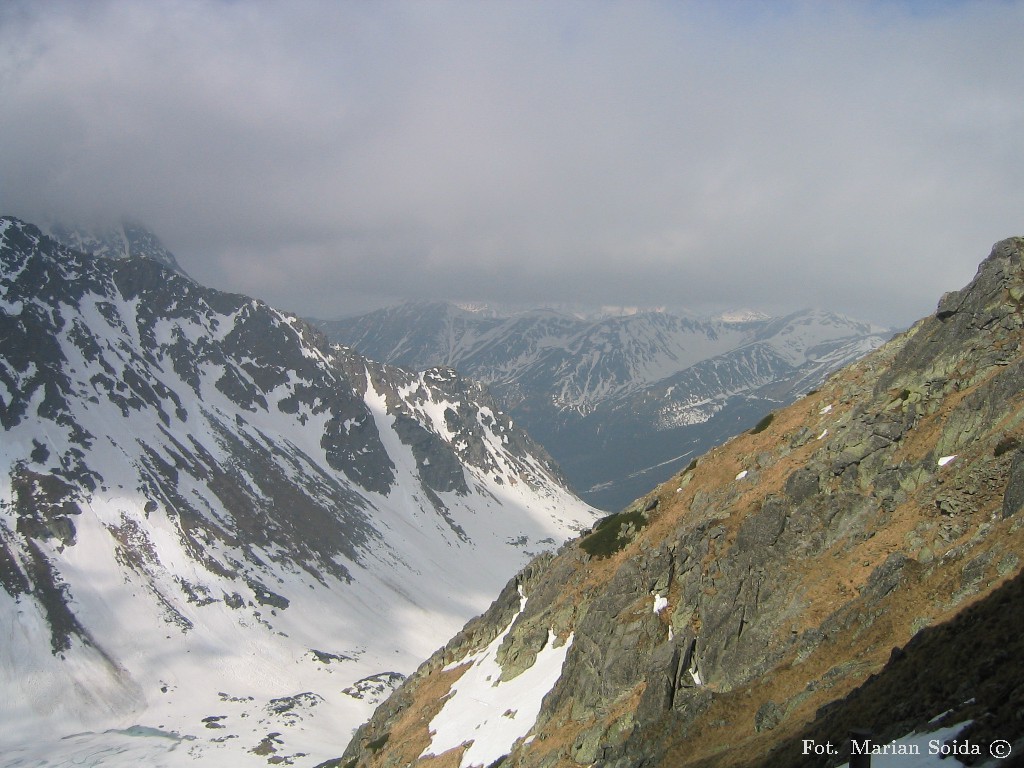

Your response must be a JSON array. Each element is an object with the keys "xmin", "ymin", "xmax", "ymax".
[{"xmin": 339, "ymin": 238, "xmax": 1024, "ymax": 768}]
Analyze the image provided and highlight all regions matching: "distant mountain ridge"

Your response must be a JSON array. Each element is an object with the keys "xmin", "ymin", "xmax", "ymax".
[
  {"xmin": 0, "ymin": 217, "xmax": 597, "ymax": 765},
  {"xmin": 318, "ymin": 301, "xmax": 891, "ymax": 508}
]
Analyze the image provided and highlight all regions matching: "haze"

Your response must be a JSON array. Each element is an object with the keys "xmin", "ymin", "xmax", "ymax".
[{"xmin": 1, "ymin": 0, "xmax": 1022, "ymax": 327}]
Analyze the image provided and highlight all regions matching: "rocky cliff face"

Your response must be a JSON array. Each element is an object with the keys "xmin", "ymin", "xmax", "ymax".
[{"xmin": 339, "ymin": 238, "xmax": 1024, "ymax": 768}]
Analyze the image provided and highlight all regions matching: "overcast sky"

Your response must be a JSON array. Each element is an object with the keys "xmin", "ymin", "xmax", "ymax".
[{"xmin": 1, "ymin": 0, "xmax": 1022, "ymax": 327}]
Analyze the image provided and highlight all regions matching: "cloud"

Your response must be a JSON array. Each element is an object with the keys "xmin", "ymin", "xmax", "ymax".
[{"xmin": 1, "ymin": 0, "xmax": 1022, "ymax": 326}]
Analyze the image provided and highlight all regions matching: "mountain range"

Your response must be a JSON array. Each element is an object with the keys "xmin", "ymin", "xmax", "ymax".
[
  {"xmin": 318, "ymin": 303, "xmax": 891, "ymax": 509},
  {"xmin": 0, "ymin": 217, "xmax": 597, "ymax": 766},
  {"xmin": 341, "ymin": 236, "xmax": 1024, "ymax": 767}
]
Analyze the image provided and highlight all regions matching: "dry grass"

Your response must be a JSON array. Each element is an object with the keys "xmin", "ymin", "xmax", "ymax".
[{"xmin": 350, "ymin": 663, "xmax": 470, "ymax": 768}]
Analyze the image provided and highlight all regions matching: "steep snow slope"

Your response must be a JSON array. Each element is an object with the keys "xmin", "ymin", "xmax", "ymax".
[{"xmin": 0, "ymin": 218, "xmax": 597, "ymax": 766}]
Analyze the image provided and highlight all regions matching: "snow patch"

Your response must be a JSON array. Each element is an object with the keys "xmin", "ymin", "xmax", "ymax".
[
  {"xmin": 423, "ymin": 595, "xmax": 572, "ymax": 768},
  {"xmin": 652, "ymin": 593, "xmax": 668, "ymax": 614}
]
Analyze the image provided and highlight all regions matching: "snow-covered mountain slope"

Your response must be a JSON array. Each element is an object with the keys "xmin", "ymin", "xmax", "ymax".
[
  {"xmin": 0, "ymin": 217, "xmax": 598, "ymax": 766},
  {"xmin": 319, "ymin": 303, "xmax": 891, "ymax": 509}
]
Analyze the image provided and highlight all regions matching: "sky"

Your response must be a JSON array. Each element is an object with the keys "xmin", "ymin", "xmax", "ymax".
[{"xmin": 1, "ymin": 0, "xmax": 1022, "ymax": 328}]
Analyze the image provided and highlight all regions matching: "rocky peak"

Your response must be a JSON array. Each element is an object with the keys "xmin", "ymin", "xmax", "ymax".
[
  {"xmin": 339, "ymin": 237, "xmax": 1024, "ymax": 768},
  {"xmin": 878, "ymin": 236, "xmax": 1024, "ymax": 395}
]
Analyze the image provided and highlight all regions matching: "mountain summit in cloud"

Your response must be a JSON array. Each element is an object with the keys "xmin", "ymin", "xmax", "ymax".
[{"xmin": 44, "ymin": 218, "xmax": 190, "ymax": 276}]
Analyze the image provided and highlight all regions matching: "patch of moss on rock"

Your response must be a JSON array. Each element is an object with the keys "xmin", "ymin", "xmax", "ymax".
[
  {"xmin": 367, "ymin": 733, "xmax": 389, "ymax": 752},
  {"xmin": 580, "ymin": 507, "xmax": 650, "ymax": 558}
]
